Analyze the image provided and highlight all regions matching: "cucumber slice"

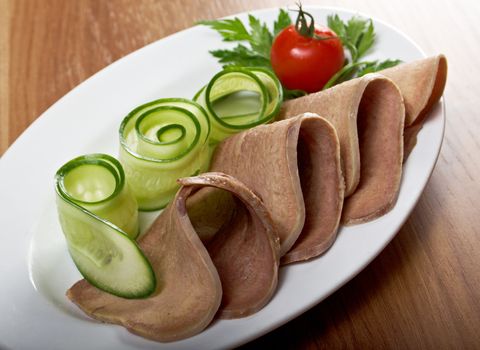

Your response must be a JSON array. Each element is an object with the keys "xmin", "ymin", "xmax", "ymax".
[
  {"xmin": 194, "ymin": 67, "xmax": 283, "ymax": 144},
  {"xmin": 55, "ymin": 154, "xmax": 155, "ymax": 298},
  {"xmin": 119, "ymin": 98, "xmax": 210, "ymax": 211}
]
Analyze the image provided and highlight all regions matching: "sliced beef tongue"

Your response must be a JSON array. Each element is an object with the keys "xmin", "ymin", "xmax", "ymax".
[
  {"xmin": 380, "ymin": 54, "xmax": 447, "ymax": 158},
  {"xmin": 381, "ymin": 55, "xmax": 447, "ymax": 127},
  {"xmin": 279, "ymin": 74, "xmax": 405, "ymax": 225},
  {"xmin": 282, "ymin": 115, "xmax": 344, "ymax": 264},
  {"xmin": 180, "ymin": 173, "xmax": 280, "ymax": 319},
  {"xmin": 210, "ymin": 114, "xmax": 344, "ymax": 264}
]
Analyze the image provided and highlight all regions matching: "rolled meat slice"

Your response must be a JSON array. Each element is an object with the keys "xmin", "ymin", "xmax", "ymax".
[
  {"xmin": 380, "ymin": 54, "xmax": 447, "ymax": 157},
  {"xmin": 182, "ymin": 173, "xmax": 280, "ymax": 319},
  {"xmin": 279, "ymin": 75, "xmax": 405, "ymax": 225},
  {"xmin": 210, "ymin": 114, "xmax": 344, "ymax": 263},
  {"xmin": 67, "ymin": 172, "xmax": 279, "ymax": 340}
]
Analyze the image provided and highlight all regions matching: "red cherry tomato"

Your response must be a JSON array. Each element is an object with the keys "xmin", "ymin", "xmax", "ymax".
[{"xmin": 270, "ymin": 24, "xmax": 344, "ymax": 93}]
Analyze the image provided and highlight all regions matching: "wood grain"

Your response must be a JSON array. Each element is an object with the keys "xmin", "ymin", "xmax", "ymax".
[
  {"xmin": 0, "ymin": 0, "xmax": 10, "ymax": 152},
  {"xmin": 2, "ymin": 0, "xmax": 480, "ymax": 348}
]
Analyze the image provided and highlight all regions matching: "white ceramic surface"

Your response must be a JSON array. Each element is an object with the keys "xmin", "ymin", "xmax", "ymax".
[{"xmin": 0, "ymin": 6, "xmax": 444, "ymax": 350}]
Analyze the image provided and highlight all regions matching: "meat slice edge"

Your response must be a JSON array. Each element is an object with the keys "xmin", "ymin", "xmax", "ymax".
[
  {"xmin": 279, "ymin": 75, "xmax": 405, "ymax": 224},
  {"xmin": 342, "ymin": 77, "xmax": 405, "ymax": 224},
  {"xmin": 380, "ymin": 54, "xmax": 447, "ymax": 159},
  {"xmin": 210, "ymin": 115, "xmax": 344, "ymax": 263},
  {"xmin": 282, "ymin": 115, "xmax": 344, "ymax": 264},
  {"xmin": 210, "ymin": 118, "xmax": 305, "ymax": 256},
  {"xmin": 179, "ymin": 172, "xmax": 280, "ymax": 319}
]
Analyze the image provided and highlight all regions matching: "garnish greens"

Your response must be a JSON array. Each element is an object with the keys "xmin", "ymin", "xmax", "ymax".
[
  {"xmin": 199, "ymin": 10, "xmax": 304, "ymax": 99},
  {"xmin": 199, "ymin": 10, "xmax": 291, "ymax": 67},
  {"xmin": 199, "ymin": 9, "xmax": 400, "ymax": 98},
  {"xmin": 323, "ymin": 15, "xmax": 401, "ymax": 89}
]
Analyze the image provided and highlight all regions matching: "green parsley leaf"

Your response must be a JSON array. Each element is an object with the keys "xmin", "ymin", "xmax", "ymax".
[
  {"xmin": 198, "ymin": 18, "xmax": 250, "ymax": 42},
  {"xmin": 327, "ymin": 14, "xmax": 346, "ymax": 40},
  {"xmin": 356, "ymin": 20, "xmax": 375, "ymax": 59},
  {"xmin": 327, "ymin": 15, "xmax": 376, "ymax": 62},
  {"xmin": 328, "ymin": 15, "xmax": 358, "ymax": 61},
  {"xmin": 210, "ymin": 45, "xmax": 271, "ymax": 68},
  {"xmin": 248, "ymin": 15, "xmax": 273, "ymax": 58},
  {"xmin": 346, "ymin": 17, "xmax": 367, "ymax": 49},
  {"xmin": 199, "ymin": 10, "xmax": 289, "ymax": 68},
  {"xmin": 273, "ymin": 9, "xmax": 292, "ymax": 37}
]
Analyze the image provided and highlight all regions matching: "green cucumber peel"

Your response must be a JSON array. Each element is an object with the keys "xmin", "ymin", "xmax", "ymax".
[
  {"xmin": 119, "ymin": 98, "xmax": 210, "ymax": 210},
  {"xmin": 55, "ymin": 154, "xmax": 156, "ymax": 299},
  {"xmin": 194, "ymin": 67, "xmax": 283, "ymax": 144}
]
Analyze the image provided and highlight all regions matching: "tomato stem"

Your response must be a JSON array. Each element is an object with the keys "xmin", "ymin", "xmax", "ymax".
[{"xmin": 292, "ymin": 3, "xmax": 334, "ymax": 41}]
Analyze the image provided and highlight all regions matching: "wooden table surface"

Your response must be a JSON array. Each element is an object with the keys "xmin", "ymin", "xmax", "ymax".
[{"xmin": 1, "ymin": 0, "xmax": 479, "ymax": 348}]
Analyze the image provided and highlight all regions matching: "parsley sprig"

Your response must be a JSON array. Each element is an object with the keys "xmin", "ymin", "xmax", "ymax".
[
  {"xmin": 199, "ymin": 9, "xmax": 400, "ymax": 98},
  {"xmin": 323, "ymin": 15, "xmax": 401, "ymax": 89},
  {"xmin": 198, "ymin": 10, "xmax": 291, "ymax": 70}
]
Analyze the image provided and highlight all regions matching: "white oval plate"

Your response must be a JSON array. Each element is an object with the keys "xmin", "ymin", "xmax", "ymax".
[{"xmin": 0, "ymin": 6, "xmax": 444, "ymax": 350}]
